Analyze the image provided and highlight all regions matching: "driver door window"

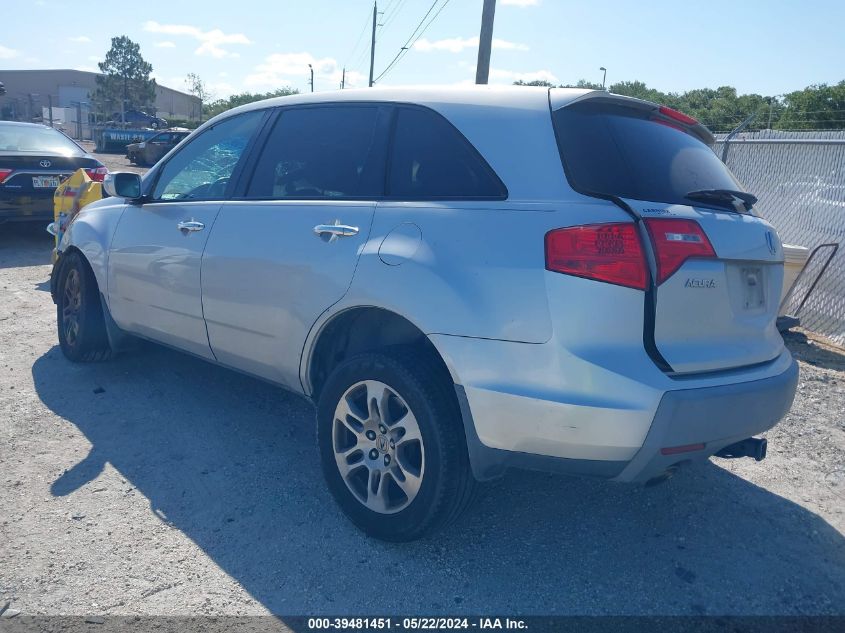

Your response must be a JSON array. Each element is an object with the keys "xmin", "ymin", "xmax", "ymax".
[{"xmin": 152, "ymin": 110, "xmax": 263, "ymax": 201}]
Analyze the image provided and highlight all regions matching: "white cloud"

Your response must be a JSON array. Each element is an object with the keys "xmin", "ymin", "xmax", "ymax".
[
  {"xmin": 69, "ymin": 36, "xmax": 91, "ymax": 43},
  {"xmin": 0, "ymin": 45, "xmax": 20, "ymax": 59},
  {"xmin": 414, "ymin": 36, "xmax": 527, "ymax": 53},
  {"xmin": 154, "ymin": 41, "xmax": 176, "ymax": 48},
  {"xmin": 143, "ymin": 21, "xmax": 250, "ymax": 58},
  {"xmin": 244, "ymin": 52, "xmax": 337, "ymax": 90},
  {"xmin": 87, "ymin": 56, "xmax": 101, "ymax": 63},
  {"xmin": 501, "ymin": 0, "xmax": 539, "ymax": 6}
]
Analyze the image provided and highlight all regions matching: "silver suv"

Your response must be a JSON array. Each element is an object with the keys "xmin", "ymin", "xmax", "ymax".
[{"xmin": 52, "ymin": 87, "xmax": 798, "ymax": 541}]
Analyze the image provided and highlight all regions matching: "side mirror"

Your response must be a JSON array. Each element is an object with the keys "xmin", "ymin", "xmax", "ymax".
[{"xmin": 103, "ymin": 172, "xmax": 142, "ymax": 200}]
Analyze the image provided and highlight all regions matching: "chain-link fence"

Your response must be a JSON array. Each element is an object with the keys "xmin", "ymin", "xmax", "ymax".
[{"xmin": 713, "ymin": 130, "xmax": 845, "ymax": 346}]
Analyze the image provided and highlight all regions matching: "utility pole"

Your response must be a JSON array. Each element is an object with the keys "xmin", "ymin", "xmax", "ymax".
[
  {"xmin": 48, "ymin": 94, "xmax": 53, "ymax": 127},
  {"xmin": 475, "ymin": 0, "xmax": 496, "ymax": 84},
  {"xmin": 600, "ymin": 67, "xmax": 607, "ymax": 90},
  {"xmin": 368, "ymin": 1, "xmax": 377, "ymax": 87},
  {"xmin": 308, "ymin": 64, "xmax": 314, "ymax": 92},
  {"xmin": 341, "ymin": 67, "xmax": 346, "ymax": 89}
]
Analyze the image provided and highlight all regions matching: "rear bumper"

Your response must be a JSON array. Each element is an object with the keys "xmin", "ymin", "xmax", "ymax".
[
  {"xmin": 0, "ymin": 192, "xmax": 54, "ymax": 222},
  {"xmin": 433, "ymin": 333, "xmax": 798, "ymax": 482},
  {"xmin": 613, "ymin": 357, "xmax": 799, "ymax": 482}
]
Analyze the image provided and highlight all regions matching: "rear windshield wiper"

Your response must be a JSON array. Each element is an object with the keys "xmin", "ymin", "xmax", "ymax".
[{"xmin": 685, "ymin": 189, "xmax": 758, "ymax": 212}]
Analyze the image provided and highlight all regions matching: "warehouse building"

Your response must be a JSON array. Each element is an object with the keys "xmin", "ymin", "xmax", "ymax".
[{"xmin": 0, "ymin": 69, "xmax": 200, "ymax": 136}]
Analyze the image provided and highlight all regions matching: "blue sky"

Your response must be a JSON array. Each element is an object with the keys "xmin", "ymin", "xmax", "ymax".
[{"xmin": 1, "ymin": 0, "xmax": 843, "ymax": 99}]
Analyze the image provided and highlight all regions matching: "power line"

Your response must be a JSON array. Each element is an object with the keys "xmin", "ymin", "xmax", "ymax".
[
  {"xmin": 379, "ymin": 0, "xmax": 410, "ymax": 35},
  {"xmin": 379, "ymin": 0, "xmax": 397, "ymax": 25},
  {"xmin": 374, "ymin": 0, "xmax": 451, "ymax": 84},
  {"xmin": 344, "ymin": 9, "xmax": 375, "ymax": 70}
]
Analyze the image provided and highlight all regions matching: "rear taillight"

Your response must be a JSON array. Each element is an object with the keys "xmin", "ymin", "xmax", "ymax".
[
  {"xmin": 0, "ymin": 168, "xmax": 12, "ymax": 184},
  {"xmin": 644, "ymin": 218, "xmax": 716, "ymax": 284},
  {"xmin": 84, "ymin": 166, "xmax": 108, "ymax": 182},
  {"xmin": 657, "ymin": 105, "xmax": 698, "ymax": 127},
  {"xmin": 545, "ymin": 223, "xmax": 648, "ymax": 290}
]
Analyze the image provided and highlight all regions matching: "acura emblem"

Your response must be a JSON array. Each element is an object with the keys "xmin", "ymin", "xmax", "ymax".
[
  {"xmin": 765, "ymin": 231, "xmax": 777, "ymax": 255},
  {"xmin": 39, "ymin": 159, "xmax": 51, "ymax": 168}
]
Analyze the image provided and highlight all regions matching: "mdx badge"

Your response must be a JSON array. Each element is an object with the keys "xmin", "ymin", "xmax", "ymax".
[{"xmin": 685, "ymin": 278, "xmax": 717, "ymax": 288}]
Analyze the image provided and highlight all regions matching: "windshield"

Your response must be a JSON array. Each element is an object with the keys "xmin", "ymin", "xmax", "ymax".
[
  {"xmin": 0, "ymin": 124, "xmax": 83, "ymax": 156},
  {"xmin": 553, "ymin": 100, "xmax": 743, "ymax": 209}
]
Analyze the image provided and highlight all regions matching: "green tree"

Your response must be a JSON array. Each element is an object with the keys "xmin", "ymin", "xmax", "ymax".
[
  {"xmin": 94, "ymin": 36, "xmax": 155, "ymax": 117},
  {"xmin": 513, "ymin": 79, "xmax": 555, "ymax": 87},
  {"xmin": 777, "ymin": 81, "xmax": 845, "ymax": 130},
  {"xmin": 563, "ymin": 79, "xmax": 604, "ymax": 90},
  {"xmin": 204, "ymin": 87, "xmax": 299, "ymax": 118}
]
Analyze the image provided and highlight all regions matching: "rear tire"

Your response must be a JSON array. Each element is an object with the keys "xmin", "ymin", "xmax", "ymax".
[
  {"xmin": 56, "ymin": 251, "xmax": 112, "ymax": 362},
  {"xmin": 317, "ymin": 349, "xmax": 476, "ymax": 541}
]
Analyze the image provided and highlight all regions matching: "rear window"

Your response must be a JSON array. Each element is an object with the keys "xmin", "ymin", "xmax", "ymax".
[
  {"xmin": 388, "ymin": 107, "xmax": 506, "ymax": 200},
  {"xmin": 553, "ymin": 100, "xmax": 740, "ymax": 207},
  {"xmin": 0, "ymin": 125, "xmax": 82, "ymax": 156}
]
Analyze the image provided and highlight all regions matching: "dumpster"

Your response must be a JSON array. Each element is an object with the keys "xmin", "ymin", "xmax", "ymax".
[{"xmin": 93, "ymin": 127, "xmax": 159, "ymax": 153}]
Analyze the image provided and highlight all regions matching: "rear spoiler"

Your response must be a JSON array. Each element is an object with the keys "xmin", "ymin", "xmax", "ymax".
[{"xmin": 549, "ymin": 89, "xmax": 714, "ymax": 146}]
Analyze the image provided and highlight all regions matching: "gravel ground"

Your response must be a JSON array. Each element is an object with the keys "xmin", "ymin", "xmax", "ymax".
[
  {"xmin": 82, "ymin": 143, "xmax": 149, "ymax": 177},
  {"xmin": 0, "ymin": 220, "xmax": 844, "ymax": 618}
]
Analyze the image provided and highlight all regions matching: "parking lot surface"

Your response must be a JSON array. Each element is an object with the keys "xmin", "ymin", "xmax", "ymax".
[{"xmin": 1, "ymin": 196, "xmax": 844, "ymax": 616}]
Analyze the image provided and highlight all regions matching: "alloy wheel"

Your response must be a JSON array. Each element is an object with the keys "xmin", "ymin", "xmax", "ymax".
[
  {"xmin": 62, "ymin": 268, "xmax": 82, "ymax": 347},
  {"xmin": 332, "ymin": 380, "xmax": 425, "ymax": 514}
]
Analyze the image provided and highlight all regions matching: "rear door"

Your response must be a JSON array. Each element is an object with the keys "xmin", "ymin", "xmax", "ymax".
[
  {"xmin": 553, "ymin": 96, "xmax": 784, "ymax": 373},
  {"xmin": 201, "ymin": 104, "xmax": 389, "ymax": 389}
]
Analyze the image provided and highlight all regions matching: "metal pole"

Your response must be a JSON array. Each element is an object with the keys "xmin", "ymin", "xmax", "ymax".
[
  {"xmin": 309, "ymin": 64, "xmax": 314, "ymax": 92},
  {"xmin": 76, "ymin": 102, "xmax": 82, "ymax": 140},
  {"xmin": 48, "ymin": 94, "xmax": 53, "ymax": 128},
  {"xmin": 600, "ymin": 67, "xmax": 607, "ymax": 90},
  {"xmin": 341, "ymin": 67, "xmax": 346, "ymax": 89},
  {"xmin": 721, "ymin": 112, "xmax": 757, "ymax": 163},
  {"xmin": 475, "ymin": 0, "xmax": 496, "ymax": 84},
  {"xmin": 368, "ymin": 1, "xmax": 377, "ymax": 87}
]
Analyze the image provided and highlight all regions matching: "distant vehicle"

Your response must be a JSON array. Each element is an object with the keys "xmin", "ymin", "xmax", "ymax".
[
  {"xmin": 53, "ymin": 87, "xmax": 797, "ymax": 541},
  {"xmin": 109, "ymin": 109, "xmax": 167, "ymax": 129},
  {"xmin": 126, "ymin": 129, "xmax": 190, "ymax": 166},
  {"xmin": 0, "ymin": 121, "xmax": 107, "ymax": 223}
]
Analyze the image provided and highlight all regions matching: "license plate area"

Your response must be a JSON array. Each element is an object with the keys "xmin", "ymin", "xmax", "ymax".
[
  {"xmin": 32, "ymin": 176, "xmax": 61, "ymax": 188},
  {"xmin": 741, "ymin": 266, "xmax": 765, "ymax": 309}
]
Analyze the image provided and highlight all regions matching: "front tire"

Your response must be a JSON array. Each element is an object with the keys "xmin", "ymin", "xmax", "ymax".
[
  {"xmin": 317, "ymin": 349, "xmax": 476, "ymax": 541},
  {"xmin": 56, "ymin": 251, "xmax": 112, "ymax": 362}
]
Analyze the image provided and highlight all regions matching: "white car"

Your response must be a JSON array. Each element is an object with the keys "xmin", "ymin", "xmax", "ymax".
[{"xmin": 52, "ymin": 86, "xmax": 798, "ymax": 541}]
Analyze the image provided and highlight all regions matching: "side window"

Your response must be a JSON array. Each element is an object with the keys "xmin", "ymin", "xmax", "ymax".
[
  {"xmin": 152, "ymin": 110, "xmax": 263, "ymax": 201},
  {"xmin": 246, "ymin": 106, "xmax": 382, "ymax": 199},
  {"xmin": 388, "ymin": 107, "xmax": 506, "ymax": 199}
]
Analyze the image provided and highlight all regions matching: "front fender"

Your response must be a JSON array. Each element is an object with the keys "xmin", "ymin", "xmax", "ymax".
[{"xmin": 60, "ymin": 198, "xmax": 128, "ymax": 302}]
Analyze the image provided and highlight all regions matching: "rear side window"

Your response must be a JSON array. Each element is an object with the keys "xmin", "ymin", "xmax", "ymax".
[
  {"xmin": 247, "ymin": 106, "xmax": 382, "ymax": 199},
  {"xmin": 388, "ymin": 107, "xmax": 506, "ymax": 199},
  {"xmin": 553, "ymin": 101, "xmax": 740, "ymax": 207}
]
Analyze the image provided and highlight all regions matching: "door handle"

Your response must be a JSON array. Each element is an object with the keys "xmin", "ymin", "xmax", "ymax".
[
  {"xmin": 313, "ymin": 222, "xmax": 359, "ymax": 240},
  {"xmin": 177, "ymin": 220, "xmax": 205, "ymax": 233}
]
